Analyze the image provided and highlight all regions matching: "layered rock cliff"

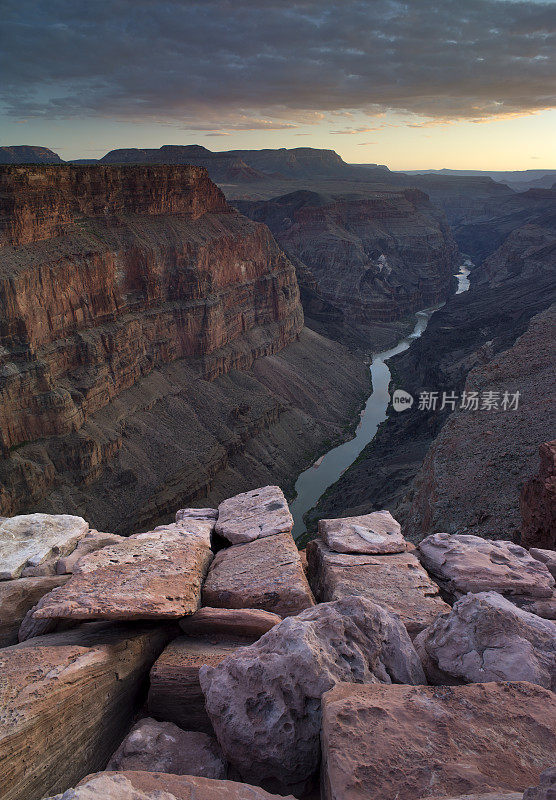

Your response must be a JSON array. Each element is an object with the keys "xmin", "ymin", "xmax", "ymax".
[
  {"xmin": 0, "ymin": 165, "xmax": 369, "ymax": 531},
  {"xmin": 237, "ymin": 188, "xmax": 459, "ymax": 347}
]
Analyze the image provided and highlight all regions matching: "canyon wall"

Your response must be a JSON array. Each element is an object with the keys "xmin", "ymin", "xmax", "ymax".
[
  {"xmin": 237, "ymin": 188, "xmax": 459, "ymax": 348},
  {"xmin": 0, "ymin": 165, "xmax": 369, "ymax": 531},
  {"xmin": 306, "ymin": 214, "xmax": 556, "ymax": 539}
]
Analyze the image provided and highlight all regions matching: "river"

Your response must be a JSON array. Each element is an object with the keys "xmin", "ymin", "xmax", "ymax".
[{"xmin": 290, "ymin": 260, "xmax": 472, "ymax": 540}]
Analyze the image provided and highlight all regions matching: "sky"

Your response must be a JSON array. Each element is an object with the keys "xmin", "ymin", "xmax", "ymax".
[{"xmin": 1, "ymin": 0, "xmax": 555, "ymax": 170}]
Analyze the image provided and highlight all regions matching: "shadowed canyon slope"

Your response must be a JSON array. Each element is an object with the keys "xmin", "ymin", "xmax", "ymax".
[{"xmin": 0, "ymin": 164, "xmax": 369, "ymax": 532}]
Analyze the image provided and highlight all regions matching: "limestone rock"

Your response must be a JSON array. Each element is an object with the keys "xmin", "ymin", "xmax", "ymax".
[
  {"xmin": 107, "ymin": 718, "xmax": 226, "ymax": 779},
  {"xmin": 417, "ymin": 533, "xmax": 555, "ymax": 603},
  {"xmin": 31, "ymin": 523, "xmax": 213, "ymax": 620},
  {"xmin": 0, "ymin": 575, "xmax": 69, "ymax": 647},
  {"xmin": 515, "ymin": 593, "xmax": 556, "ymax": 620},
  {"xmin": 202, "ymin": 532, "xmax": 314, "ymax": 617},
  {"xmin": 0, "ymin": 514, "xmax": 89, "ymax": 580},
  {"xmin": 520, "ymin": 441, "xmax": 556, "ymax": 550},
  {"xmin": 523, "ymin": 767, "xmax": 556, "ymax": 800},
  {"xmin": 529, "ymin": 548, "xmax": 556, "ymax": 579},
  {"xmin": 18, "ymin": 591, "xmax": 78, "ymax": 642},
  {"xmin": 148, "ymin": 636, "xmax": 251, "ymax": 734},
  {"xmin": 179, "ymin": 607, "xmax": 281, "ymax": 639},
  {"xmin": 0, "ymin": 622, "xmax": 172, "ymax": 800},
  {"xmin": 43, "ymin": 771, "xmax": 296, "ymax": 800},
  {"xmin": 176, "ymin": 507, "xmax": 218, "ymax": 522},
  {"xmin": 307, "ymin": 538, "xmax": 449, "ymax": 637},
  {"xmin": 318, "ymin": 510, "xmax": 408, "ymax": 554},
  {"xmin": 321, "ymin": 681, "xmax": 556, "ymax": 800},
  {"xmin": 215, "ymin": 486, "xmax": 293, "ymax": 544},
  {"xmin": 414, "ymin": 591, "xmax": 556, "ymax": 689},
  {"xmin": 56, "ymin": 531, "xmax": 125, "ymax": 574},
  {"xmin": 200, "ymin": 595, "xmax": 425, "ymax": 796}
]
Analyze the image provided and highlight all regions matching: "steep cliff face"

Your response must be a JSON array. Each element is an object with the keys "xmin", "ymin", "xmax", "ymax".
[
  {"xmin": 238, "ymin": 189, "xmax": 458, "ymax": 347},
  {"xmin": 0, "ymin": 146, "xmax": 64, "ymax": 165},
  {"xmin": 1, "ymin": 165, "xmax": 367, "ymax": 530},
  {"xmin": 306, "ymin": 215, "xmax": 556, "ymax": 536}
]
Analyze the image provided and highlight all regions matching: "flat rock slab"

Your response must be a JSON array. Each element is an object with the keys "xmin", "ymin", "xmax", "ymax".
[
  {"xmin": 148, "ymin": 636, "xmax": 252, "ymax": 734},
  {"xmin": 0, "ymin": 622, "xmax": 172, "ymax": 800},
  {"xmin": 307, "ymin": 539, "xmax": 449, "ymax": 637},
  {"xmin": 202, "ymin": 532, "xmax": 314, "ymax": 617},
  {"xmin": 107, "ymin": 717, "xmax": 226, "ymax": 779},
  {"xmin": 176, "ymin": 507, "xmax": 218, "ymax": 522},
  {"xmin": 179, "ymin": 607, "xmax": 281, "ymax": 639},
  {"xmin": 200, "ymin": 596, "xmax": 424, "ymax": 796},
  {"xmin": 55, "ymin": 531, "xmax": 125, "ymax": 574},
  {"xmin": 318, "ymin": 510, "xmax": 408, "ymax": 554},
  {"xmin": 321, "ymin": 681, "xmax": 556, "ymax": 800},
  {"xmin": 32, "ymin": 523, "xmax": 214, "ymax": 620},
  {"xmin": 414, "ymin": 591, "xmax": 556, "ymax": 689},
  {"xmin": 215, "ymin": 485, "xmax": 293, "ymax": 544},
  {"xmin": 0, "ymin": 575, "xmax": 69, "ymax": 648},
  {"xmin": 45, "ymin": 771, "xmax": 296, "ymax": 799},
  {"xmin": 0, "ymin": 514, "xmax": 89, "ymax": 580},
  {"xmin": 417, "ymin": 533, "xmax": 555, "ymax": 603}
]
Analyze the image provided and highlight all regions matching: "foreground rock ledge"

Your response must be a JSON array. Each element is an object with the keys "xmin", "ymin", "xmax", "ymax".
[
  {"xmin": 320, "ymin": 681, "xmax": 556, "ymax": 800},
  {"xmin": 202, "ymin": 531, "xmax": 314, "ymax": 617},
  {"xmin": 32, "ymin": 523, "xmax": 213, "ymax": 620},
  {"xmin": 44, "ymin": 771, "xmax": 296, "ymax": 799},
  {"xmin": 200, "ymin": 595, "xmax": 424, "ymax": 796},
  {"xmin": 0, "ymin": 623, "xmax": 172, "ymax": 800},
  {"xmin": 0, "ymin": 514, "xmax": 89, "ymax": 580},
  {"xmin": 318, "ymin": 510, "xmax": 408, "ymax": 554}
]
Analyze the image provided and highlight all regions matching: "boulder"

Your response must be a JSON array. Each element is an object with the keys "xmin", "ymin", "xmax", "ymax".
[
  {"xmin": 179, "ymin": 607, "xmax": 281, "ymax": 639},
  {"xmin": 523, "ymin": 767, "xmax": 556, "ymax": 800},
  {"xmin": 520, "ymin": 440, "xmax": 556, "ymax": 550},
  {"xmin": 55, "ymin": 531, "xmax": 125, "ymax": 574},
  {"xmin": 176, "ymin": 507, "xmax": 218, "ymax": 522},
  {"xmin": 321, "ymin": 681, "xmax": 556, "ymax": 800},
  {"xmin": 0, "ymin": 514, "xmax": 89, "ymax": 580},
  {"xmin": 43, "ymin": 771, "xmax": 296, "ymax": 800},
  {"xmin": 107, "ymin": 717, "xmax": 226, "ymax": 779},
  {"xmin": 514, "ymin": 593, "xmax": 556, "ymax": 620},
  {"xmin": 202, "ymin": 532, "xmax": 314, "ymax": 617},
  {"xmin": 215, "ymin": 486, "xmax": 293, "ymax": 544},
  {"xmin": 31, "ymin": 523, "xmax": 213, "ymax": 620},
  {"xmin": 414, "ymin": 592, "xmax": 556, "ymax": 689},
  {"xmin": 148, "ymin": 636, "xmax": 252, "ymax": 734},
  {"xmin": 529, "ymin": 548, "xmax": 556, "ymax": 579},
  {"xmin": 318, "ymin": 510, "xmax": 408, "ymax": 554},
  {"xmin": 19, "ymin": 591, "xmax": 78, "ymax": 642},
  {"xmin": 417, "ymin": 533, "xmax": 555, "ymax": 603},
  {"xmin": 0, "ymin": 575, "xmax": 69, "ymax": 647},
  {"xmin": 200, "ymin": 595, "xmax": 425, "ymax": 796},
  {"xmin": 307, "ymin": 538, "xmax": 449, "ymax": 637},
  {"xmin": 0, "ymin": 622, "xmax": 172, "ymax": 800}
]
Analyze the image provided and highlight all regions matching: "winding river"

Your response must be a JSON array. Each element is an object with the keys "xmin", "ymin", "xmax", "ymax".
[{"xmin": 290, "ymin": 260, "xmax": 472, "ymax": 540}]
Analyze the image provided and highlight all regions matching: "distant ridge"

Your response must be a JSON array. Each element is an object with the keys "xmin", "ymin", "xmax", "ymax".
[{"xmin": 0, "ymin": 145, "xmax": 64, "ymax": 165}]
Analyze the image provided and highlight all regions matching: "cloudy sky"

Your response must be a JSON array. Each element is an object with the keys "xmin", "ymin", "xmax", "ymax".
[{"xmin": 1, "ymin": 0, "xmax": 555, "ymax": 168}]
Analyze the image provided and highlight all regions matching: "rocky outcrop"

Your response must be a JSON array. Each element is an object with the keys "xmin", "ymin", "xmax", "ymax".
[
  {"xmin": 44, "ymin": 772, "xmax": 296, "ymax": 800},
  {"xmin": 530, "ymin": 548, "xmax": 556, "ymax": 579},
  {"xmin": 520, "ymin": 441, "xmax": 556, "ymax": 550},
  {"xmin": 0, "ymin": 622, "xmax": 172, "ymax": 800},
  {"xmin": 200, "ymin": 596, "xmax": 425, "ymax": 796},
  {"xmin": 320, "ymin": 681, "xmax": 556, "ymax": 800},
  {"xmin": 202, "ymin": 531, "xmax": 314, "ymax": 617},
  {"xmin": 0, "ymin": 514, "xmax": 89, "ymax": 580},
  {"xmin": 238, "ymin": 188, "xmax": 458, "ymax": 347},
  {"xmin": 307, "ymin": 538, "xmax": 449, "ymax": 637},
  {"xmin": 523, "ymin": 768, "xmax": 556, "ymax": 800},
  {"xmin": 0, "ymin": 575, "xmax": 68, "ymax": 647},
  {"xmin": 414, "ymin": 592, "xmax": 556, "ymax": 689},
  {"xmin": 178, "ymin": 607, "xmax": 281, "ymax": 638},
  {"xmin": 106, "ymin": 718, "xmax": 227, "ymax": 779}
]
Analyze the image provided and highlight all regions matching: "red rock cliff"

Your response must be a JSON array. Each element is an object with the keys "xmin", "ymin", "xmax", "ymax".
[{"xmin": 0, "ymin": 165, "xmax": 304, "ymax": 518}]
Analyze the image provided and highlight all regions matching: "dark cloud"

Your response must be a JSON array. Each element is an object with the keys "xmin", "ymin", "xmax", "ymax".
[{"xmin": 1, "ymin": 0, "xmax": 554, "ymax": 126}]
